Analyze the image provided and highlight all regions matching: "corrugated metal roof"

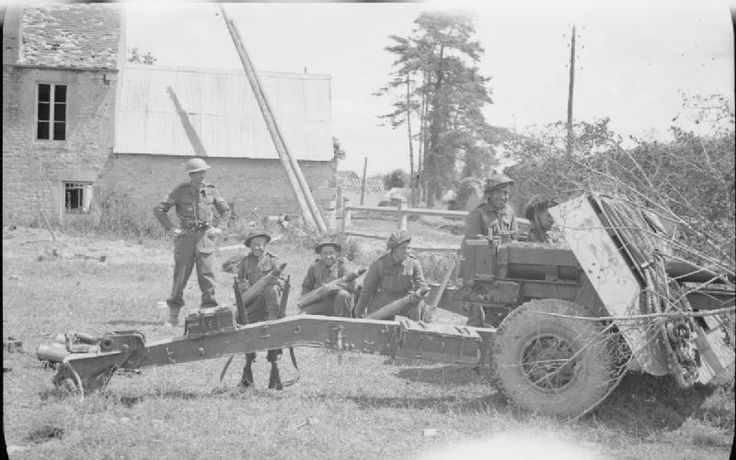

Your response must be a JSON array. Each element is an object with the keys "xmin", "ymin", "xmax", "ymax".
[{"xmin": 114, "ymin": 65, "xmax": 333, "ymax": 161}]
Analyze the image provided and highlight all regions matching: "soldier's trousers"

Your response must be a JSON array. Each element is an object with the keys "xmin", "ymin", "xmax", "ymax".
[
  {"xmin": 244, "ymin": 285, "xmax": 284, "ymax": 362},
  {"xmin": 243, "ymin": 285, "xmax": 283, "ymax": 323},
  {"xmin": 305, "ymin": 289, "xmax": 354, "ymax": 317},
  {"xmin": 167, "ymin": 231, "xmax": 217, "ymax": 310},
  {"xmin": 366, "ymin": 293, "xmax": 428, "ymax": 321}
]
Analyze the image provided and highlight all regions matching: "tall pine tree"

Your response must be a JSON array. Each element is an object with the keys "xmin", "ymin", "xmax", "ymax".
[{"xmin": 376, "ymin": 12, "xmax": 498, "ymax": 206}]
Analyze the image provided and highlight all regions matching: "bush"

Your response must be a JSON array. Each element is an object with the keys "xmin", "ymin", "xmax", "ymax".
[
  {"xmin": 414, "ymin": 252, "xmax": 456, "ymax": 284},
  {"xmin": 504, "ymin": 108, "xmax": 735, "ymax": 273},
  {"xmin": 453, "ymin": 177, "xmax": 483, "ymax": 210},
  {"xmin": 57, "ymin": 190, "xmax": 165, "ymax": 239},
  {"xmin": 383, "ymin": 169, "xmax": 410, "ymax": 189}
]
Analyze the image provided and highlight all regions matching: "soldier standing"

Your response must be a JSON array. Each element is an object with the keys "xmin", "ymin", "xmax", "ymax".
[
  {"xmin": 525, "ymin": 198, "xmax": 561, "ymax": 243},
  {"xmin": 301, "ymin": 240, "xmax": 356, "ymax": 317},
  {"xmin": 235, "ymin": 231, "xmax": 285, "ymax": 390},
  {"xmin": 354, "ymin": 230, "xmax": 429, "ymax": 321},
  {"xmin": 462, "ymin": 173, "xmax": 518, "ymax": 327},
  {"xmin": 153, "ymin": 158, "xmax": 230, "ymax": 327}
]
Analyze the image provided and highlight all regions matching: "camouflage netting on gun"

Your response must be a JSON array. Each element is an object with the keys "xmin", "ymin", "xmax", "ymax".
[{"xmin": 598, "ymin": 196, "xmax": 704, "ymax": 387}]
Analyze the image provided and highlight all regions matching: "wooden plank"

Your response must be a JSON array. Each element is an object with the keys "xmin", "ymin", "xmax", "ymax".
[
  {"xmin": 410, "ymin": 246, "xmax": 460, "ymax": 253},
  {"xmin": 218, "ymin": 5, "xmax": 325, "ymax": 232},
  {"xmin": 344, "ymin": 230, "xmax": 386, "ymax": 240},
  {"xmin": 406, "ymin": 208, "xmax": 468, "ymax": 218},
  {"xmin": 345, "ymin": 205, "xmax": 399, "ymax": 213}
]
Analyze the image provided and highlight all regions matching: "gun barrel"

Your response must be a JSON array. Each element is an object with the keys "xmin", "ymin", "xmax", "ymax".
[
  {"xmin": 367, "ymin": 287, "xmax": 430, "ymax": 320},
  {"xmin": 37, "ymin": 343, "xmax": 69, "ymax": 362}
]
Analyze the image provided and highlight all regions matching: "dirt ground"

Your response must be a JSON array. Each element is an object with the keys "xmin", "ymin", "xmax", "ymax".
[{"xmin": 2, "ymin": 223, "xmax": 734, "ymax": 459}]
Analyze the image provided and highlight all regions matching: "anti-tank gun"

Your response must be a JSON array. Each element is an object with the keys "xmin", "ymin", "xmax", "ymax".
[
  {"xmin": 435, "ymin": 193, "xmax": 734, "ymax": 416},
  {"xmin": 36, "ymin": 193, "xmax": 734, "ymax": 419}
]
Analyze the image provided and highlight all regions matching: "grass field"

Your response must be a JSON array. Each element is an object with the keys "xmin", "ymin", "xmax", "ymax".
[{"xmin": 2, "ymin": 224, "xmax": 734, "ymax": 459}]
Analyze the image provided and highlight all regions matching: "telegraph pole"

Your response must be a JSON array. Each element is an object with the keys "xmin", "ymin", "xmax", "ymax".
[{"xmin": 566, "ymin": 25, "xmax": 576, "ymax": 158}]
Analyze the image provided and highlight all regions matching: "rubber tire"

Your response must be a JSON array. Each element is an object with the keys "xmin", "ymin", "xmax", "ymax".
[{"xmin": 492, "ymin": 299, "xmax": 615, "ymax": 418}]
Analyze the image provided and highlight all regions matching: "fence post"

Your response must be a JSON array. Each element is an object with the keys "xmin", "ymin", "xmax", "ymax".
[
  {"xmin": 341, "ymin": 197, "xmax": 352, "ymax": 234},
  {"xmin": 397, "ymin": 197, "xmax": 408, "ymax": 231}
]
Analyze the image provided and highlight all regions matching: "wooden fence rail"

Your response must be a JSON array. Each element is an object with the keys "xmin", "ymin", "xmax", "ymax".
[
  {"xmin": 339, "ymin": 197, "xmax": 463, "ymax": 252},
  {"xmin": 338, "ymin": 196, "xmax": 531, "ymax": 254}
]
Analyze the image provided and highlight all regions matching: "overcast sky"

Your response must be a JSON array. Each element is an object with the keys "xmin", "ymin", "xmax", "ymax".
[{"xmin": 122, "ymin": 0, "xmax": 734, "ymax": 175}]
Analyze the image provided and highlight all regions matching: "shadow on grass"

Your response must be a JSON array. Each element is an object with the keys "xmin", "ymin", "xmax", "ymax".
[
  {"xmin": 104, "ymin": 319, "xmax": 166, "ymax": 326},
  {"xmin": 395, "ymin": 364, "xmax": 487, "ymax": 387},
  {"xmin": 348, "ymin": 392, "xmax": 509, "ymax": 415},
  {"xmin": 112, "ymin": 390, "xmax": 203, "ymax": 407},
  {"xmin": 590, "ymin": 372, "xmax": 723, "ymax": 434}
]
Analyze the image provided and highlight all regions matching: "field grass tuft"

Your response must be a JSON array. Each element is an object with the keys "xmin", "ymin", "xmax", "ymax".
[{"xmin": 2, "ymin": 223, "xmax": 734, "ymax": 459}]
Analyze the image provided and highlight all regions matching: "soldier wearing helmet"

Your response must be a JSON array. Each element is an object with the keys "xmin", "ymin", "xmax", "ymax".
[
  {"xmin": 300, "ymin": 240, "xmax": 357, "ymax": 317},
  {"xmin": 462, "ymin": 172, "xmax": 518, "ymax": 327},
  {"xmin": 463, "ymin": 172, "xmax": 518, "ymax": 241},
  {"xmin": 525, "ymin": 197, "xmax": 561, "ymax": 243},
  {"xmin": 235, "ymin": 230, "xmax": 287, "ymax": 389},
  {"xmin": 153, "ymin": 158, "xmax": 231, "ymax": 327},
  {"xmin": 354, "ymin": 230, "xmax": 429, "ymax": 321}
]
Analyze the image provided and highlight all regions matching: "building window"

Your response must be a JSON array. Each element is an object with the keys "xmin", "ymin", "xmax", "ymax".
[
  {"xmin": 64, "ymin": 182, "xmax": 93, "ymax": 213},
  {"xmin": 37, "ymin": 84, "xmax": 67, "ymax": 141}
]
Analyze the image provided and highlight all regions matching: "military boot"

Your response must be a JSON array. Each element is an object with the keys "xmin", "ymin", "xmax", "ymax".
[
  {"xmin": 240, "ymin": 353, "xmax": 255, "ymax": 388},
  {"xmin": 268, "ymin": 362, "xmax": 283, "ymax": 390},
  {"xmin": 168, "ymin": 307, "xmax": 181, "ymax": 327}
]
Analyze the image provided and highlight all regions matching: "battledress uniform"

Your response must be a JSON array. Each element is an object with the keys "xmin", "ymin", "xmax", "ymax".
[
  {"xmin": 464, "ymin": 202, "xmax": 518, "ymax": 240},
  {"xmin": 301, "ymin": 257, "xmax": 355, "ymax": 317},
  {"xmin": 462, "ymin": 202, "xmax": 518, "ymax": 327},
  {"xmin": 154, "ymin": 182, "xmax": 230, "ymax": 311},
  {"xmin": 355, "ymin": 252, "xmax": 429, "ymax": 321},
  {"xmin": 236, "ymin": 250, "xmax": 284, "ymax": 365}
]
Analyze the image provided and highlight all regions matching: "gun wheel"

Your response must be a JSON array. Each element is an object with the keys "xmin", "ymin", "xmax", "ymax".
[
  {"xmin": 52, "ymin": 362, "xmax": 86, "ymax": 401},
  {"xmin": 492, "ymin": 299, "xmax": 617, "ymax": 418}
]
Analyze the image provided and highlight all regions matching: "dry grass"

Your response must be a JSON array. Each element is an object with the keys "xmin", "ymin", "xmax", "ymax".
[{"xmin": 2, "ymin": 222, "xmax": 734, "ymax": 459}]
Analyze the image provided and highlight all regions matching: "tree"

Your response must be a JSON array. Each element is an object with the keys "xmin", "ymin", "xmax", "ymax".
[
  {"xmin": 383, "ymin": 169, "xmax": 410, "ymax": 189},
  {"xmin": 332, "ymin": 137, "xmax": 346, "ymax": 161},
  {"xmin": 376, "ymin": 12, "xmax": 498, "ymax": 207},
  {"xmin": 127, "ymin": 47, "xmax": 157, "ymax": 65},
  {"xmin": 504, "ymin": 95, "xmax": 735, "ymax": 274}
]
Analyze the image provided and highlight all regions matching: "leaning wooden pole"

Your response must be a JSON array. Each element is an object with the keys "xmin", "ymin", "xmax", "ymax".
[{"xmin": 218, "ymin": 5, "xmax": 325, "ymax": 232}]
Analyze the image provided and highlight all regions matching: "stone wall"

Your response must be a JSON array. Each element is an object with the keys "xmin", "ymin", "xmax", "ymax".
[
  {"xmin": 2, "ymin": 66, "xmax": 118, "ymax": 224},
  {"xmin": 97, "ymin": 154, "xmax": 337, "ymax": 228}
]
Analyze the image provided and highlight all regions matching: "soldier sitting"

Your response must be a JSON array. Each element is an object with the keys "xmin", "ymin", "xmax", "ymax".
[
  {"xmin": 525, "ymin": 198, "xmax": 563, "ymax": 243},
  {"xmin": 354, "ymin": 230, "xmax": 430, "ymax": 321},
  {"xmin": 235, "ymin": 230, "xmax": 286, "ymax": 390},
  {"xmin": 300, "ymin": 240, "xmax": 357, "ymax": 317}
]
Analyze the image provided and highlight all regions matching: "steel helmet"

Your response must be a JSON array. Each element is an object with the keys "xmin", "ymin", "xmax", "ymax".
[
  {"xmin": 524, "ymin": 197, "xmax": 559, "ymax": 221},
  {"xmin": 244, "ymin": 230, "xmax": 271, "ymax": 247},
  {"xmin": 314, "ymin": 240, "xmax": 342, "ymax": 254},
  {"xmin": 185, "ymin": 158, "xmax": 211, "ymax": 174},
  {"xmin": 386, "ymin": 230, "xmax": 412, "ymax": 250},
  {"xmin": 484, "ymin": 173, "xmax": 515, "ymax": 193}
]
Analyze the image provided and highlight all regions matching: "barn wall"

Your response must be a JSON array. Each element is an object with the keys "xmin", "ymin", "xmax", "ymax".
[{"xmin": 97, "ymin": 154, "xmax": 337, "ymax": 227}]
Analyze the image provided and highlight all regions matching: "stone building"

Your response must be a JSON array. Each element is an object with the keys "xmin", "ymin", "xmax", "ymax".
[{"xmin": 2, "ymin": 4, "xmax": 336, "ymax": 228}]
